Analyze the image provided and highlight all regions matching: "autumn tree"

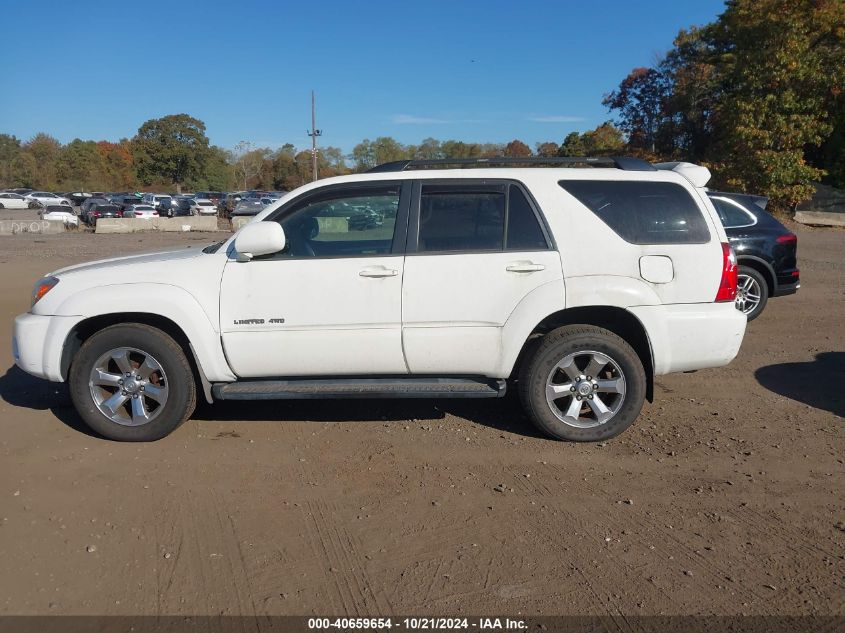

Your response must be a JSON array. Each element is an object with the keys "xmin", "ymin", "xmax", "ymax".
[
  {"xmin": 503, "ymin": 140, "xmax": 532, "ymax": 158},
  {"xmin": 133, "ymin": 114, "xmax": 210, "ymax": 193},
  {"xmin": 603, "ymin": 67, "xmax": 670, "ymax": 154}
]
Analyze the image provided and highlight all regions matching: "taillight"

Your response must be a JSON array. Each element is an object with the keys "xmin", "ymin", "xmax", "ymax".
[
  {"xmin": 715, "ymin": 242, "xmax": 738, "ymax": 302},
  {"xmin": 776, "ymin": 233, "xmax": 797, "ymax": 245}
]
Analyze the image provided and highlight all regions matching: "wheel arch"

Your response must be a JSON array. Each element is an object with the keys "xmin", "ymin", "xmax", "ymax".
[
  {"xmin": 510, "ymin": 306, "xmax": 655, "ymax": 403},
  {"xmin": 737, "ymin": 255, "xmax": 775, "ymax": 295},
  {"xmin": 61, "ymin": 313, "xmax": 215, "ymax": 403}
]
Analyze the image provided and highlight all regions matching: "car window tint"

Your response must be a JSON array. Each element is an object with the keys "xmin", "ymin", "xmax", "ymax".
[
  {"xmin": 559, "ymin": 180, "xmax": 710, "ymax": 244},
  {"xmin": 710, "ymin": 197, "xmax": 755, "ymax": 228},
  {"xmin": 278, "ymin": 185, "xmax": 400, "ymax": 258},
  {"xmin": 418, "ymin": 186, "xmax": 505, "ymax": 252},
  {"xmin": 506, "ymin": 185, "xmax": 548, "ymax": 250}
]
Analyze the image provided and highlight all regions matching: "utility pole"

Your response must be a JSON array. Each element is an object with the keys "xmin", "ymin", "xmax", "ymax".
[{"xmin": 307, "ymin": 90, "xmax": 322, "ymax": 182}]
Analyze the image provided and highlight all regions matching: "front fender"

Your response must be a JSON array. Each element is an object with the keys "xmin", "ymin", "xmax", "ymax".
[{"xmin": 53, "ymin": 283, "xmax": 235, "ymax": 382}]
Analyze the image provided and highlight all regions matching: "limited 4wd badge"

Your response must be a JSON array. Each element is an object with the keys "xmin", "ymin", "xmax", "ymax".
[{"xmin": 233, "ymin": 318, "xmax": 285, "ymax": 325}]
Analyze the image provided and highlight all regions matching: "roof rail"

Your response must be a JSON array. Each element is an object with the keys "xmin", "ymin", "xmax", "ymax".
[{"xmin": 366, "ymin": 156, "xmax": 656, "ymax": 173}]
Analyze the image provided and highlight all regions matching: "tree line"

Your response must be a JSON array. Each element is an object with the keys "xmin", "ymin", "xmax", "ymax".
[
  {"xmin": 0, "ymin": 0, "xmax": 841, "ymax": 211},
  {"xmin": 0, "ymin": 116, "xmax": 622, "ymax": 196}
]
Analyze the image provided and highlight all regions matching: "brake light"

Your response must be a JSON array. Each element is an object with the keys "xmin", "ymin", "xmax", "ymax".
[
  {"xmin": 776, "ymin": 233, "xmax": 797, "ymax": 245},
  {"xmin": 715, "ymin": 242, "xmax": 738, "ymax": 302}
]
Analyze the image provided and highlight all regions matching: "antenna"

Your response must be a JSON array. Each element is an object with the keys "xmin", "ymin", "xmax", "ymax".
[{"xmin": 307, "ymin": 90, "xmax": 322, "ymax": 182}]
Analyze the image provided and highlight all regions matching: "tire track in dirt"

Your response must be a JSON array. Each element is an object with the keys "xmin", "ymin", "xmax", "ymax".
[{"xmin": 301, "ymin": 500, "xmax": 392, "ymax": 614}]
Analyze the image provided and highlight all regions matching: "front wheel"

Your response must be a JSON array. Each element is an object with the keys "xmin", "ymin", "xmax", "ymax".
[
  {"xmin": 735, "ymin": 266, "xmax": 768, "ymax": 321},
  {"xmin": 69, "ymin": 324, "xmax": 196, "ymax": 441},
  {"xmin": 519, "ymin": 325, "xmax": 646, "ymax": 442}
]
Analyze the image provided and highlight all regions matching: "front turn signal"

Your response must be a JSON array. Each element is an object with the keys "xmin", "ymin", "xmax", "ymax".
[{"xmin": 31, "ymin": 276, "xmax": 59, "ymax": 307}]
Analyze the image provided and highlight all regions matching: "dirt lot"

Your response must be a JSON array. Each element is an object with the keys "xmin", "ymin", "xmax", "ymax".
[{"xmin": 0, "ymin": 221, "xmax": 843, "ymax": 619}]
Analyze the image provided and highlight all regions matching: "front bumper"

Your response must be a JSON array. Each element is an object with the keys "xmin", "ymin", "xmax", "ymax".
[{"xmin": 12, "ymin": 312, "xmax": 81, "ymax": 382}]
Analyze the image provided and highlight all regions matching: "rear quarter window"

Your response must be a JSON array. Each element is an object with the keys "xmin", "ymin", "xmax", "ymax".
[{"xmin": 559, "ymin": 181, "xmax": 710, "ymax": 245}]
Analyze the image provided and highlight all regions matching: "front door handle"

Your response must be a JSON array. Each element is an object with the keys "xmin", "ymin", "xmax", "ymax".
[
  {"xmin": 506, "ymin": 262, "xmax": 545, "ymax": 273},
  {"xmin": 359, "ymin": 267, "xmax": 398, "ymax": 278}
]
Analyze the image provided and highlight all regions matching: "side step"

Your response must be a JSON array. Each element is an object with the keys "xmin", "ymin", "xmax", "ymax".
[{"xmin": 212, "ymin": 377, "xmax": 507, "ymax": 400}]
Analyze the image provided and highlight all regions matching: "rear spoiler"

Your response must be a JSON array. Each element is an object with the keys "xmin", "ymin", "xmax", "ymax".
[{"xmin": 654, "ymin": 161, "xmax": 711, "ymax": 188}]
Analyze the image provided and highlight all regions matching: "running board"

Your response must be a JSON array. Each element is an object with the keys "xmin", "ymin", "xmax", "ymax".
[{"xmin": 212, "ymin": 377, "xmax": 507, "ymax": 400}]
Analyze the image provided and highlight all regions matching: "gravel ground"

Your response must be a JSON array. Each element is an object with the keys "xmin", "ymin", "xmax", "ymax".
[{"xmin": 0, "ymin": 223, "xmax": 842, "ymax": 619}]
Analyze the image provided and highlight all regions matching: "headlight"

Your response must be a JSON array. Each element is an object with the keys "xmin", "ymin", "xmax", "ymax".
[{"xmin": 32, "ymin": 276, "xmax": 59, "ymax": 307}]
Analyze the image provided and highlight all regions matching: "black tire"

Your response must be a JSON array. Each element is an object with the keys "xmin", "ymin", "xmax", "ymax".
[
  {"xmin": 736, "ymin": 266, "xmax": 769, "ymax": 322},
  {"xmin": 519, "ymin": 325, "xmax": 646, "ymax": 442},
  {"xmin": 0, "ymin": 203, "xmax": 5, "ymax": 209},
  {"xmin": 69, "ymin": 324, "xmax": 196, "ymax": 441}
]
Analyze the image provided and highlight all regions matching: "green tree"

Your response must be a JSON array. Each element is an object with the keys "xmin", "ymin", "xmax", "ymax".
[
  {"xmin": 352, "ymin": 137, "xmax": 408, "ymax": 170},
  {"xmin": 707, "ymin": 0, "xmax": 845, "ymax": 208},
  {"xmin": 133, "ymin": 114, "xmax": 210, "ymax": 193},
  {"xmin": 535, "ymin": 142, "xmax": 560, "ymax": 157},
  {"xmin": 57, "ymin": 139, "xmax": 103, "ymax": 190},
  {"xmin": 412, "ymin": 138, "xmax": 443, "ymax": 160},
  {"xmin": 557, "ymin": 124, "xmax": 624, "ymax": 157},
  {"xmin": 10, "ymin": 152, "xmax": 38, "ymax": 188},
  {"xmin": 200, "ymin": 146, "xmax": 233, "ymax": 191},
  {"xmin": 0, "ymin": 134, "xmax": 21, "ymax": 188},
  {"xmin": 24, "ymin": 133, "xmax": 62, "ymax": 189},
  {"xmin": 558, "ymin": 132, "xmax": 586, "ymax": 157}
]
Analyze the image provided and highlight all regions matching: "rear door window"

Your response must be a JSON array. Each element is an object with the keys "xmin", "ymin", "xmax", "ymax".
[
  {"xmin": 418, "ymin": 185, "xmax": 505, "ymax": 252},
  {"xmin": 559, "ymin": 180, "xmax": 710, "ymax": 244},
  {"xmin": 506, "ymin": 185, "xmax": 548, "ymax": 250},
  {"xmin": 710, "ymin": 196, "xmax": 756, "ymax": 228},
  {"xmin": 416, "ymin": 182, "xmax": 550, "ymax": 253}
]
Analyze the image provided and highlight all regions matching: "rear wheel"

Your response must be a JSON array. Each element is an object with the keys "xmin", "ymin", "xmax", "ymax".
[
  {"xmin": 519, "ymin": 325, "xmax": 646, "ymax": 442},
  {"xmin": 69, "ymin": 324, "xmax": 196, "ymax": 441},
  {"xmin": 735, "ymin": 266, "xmax": 768, "ymax": 321}
]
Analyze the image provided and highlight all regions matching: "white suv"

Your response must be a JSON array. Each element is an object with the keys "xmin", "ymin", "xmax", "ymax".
[{"xmin": 13, "ymin": 157, "xmax": 746, "ymax": 442}]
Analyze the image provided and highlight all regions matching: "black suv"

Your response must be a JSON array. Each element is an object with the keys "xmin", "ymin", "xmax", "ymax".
[{"xmin": 708, "ymin": 191, "xmax": 799, "ymax": 321}]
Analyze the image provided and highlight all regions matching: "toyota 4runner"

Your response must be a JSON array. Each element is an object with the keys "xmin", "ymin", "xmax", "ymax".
[{"xmin": 13, "ymin": 157, "xmax": 746, "ymax": 442}]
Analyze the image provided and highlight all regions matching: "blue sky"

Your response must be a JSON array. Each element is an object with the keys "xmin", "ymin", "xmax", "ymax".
[{"xmin": 1, "ymin": 0, "xmax": 726, "ymax": 154}]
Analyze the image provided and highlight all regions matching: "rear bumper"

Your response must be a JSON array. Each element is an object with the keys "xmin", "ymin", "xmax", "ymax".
[
  {"xmin": 12, "ymin": 312, "xmax": 81, "ymax": 382},
  {"xmin": 773, "ymin": 274, "xmax": 800, "ymax": 297},
  {"xmin": 628, "ymin": 302, "xmax": 747, "ymax": 375}
]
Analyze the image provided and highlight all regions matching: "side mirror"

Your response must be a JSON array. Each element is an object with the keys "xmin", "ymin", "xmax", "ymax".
[{"xmin": 233, "ymin": 221, "xmax": 286, "ymax": 261}]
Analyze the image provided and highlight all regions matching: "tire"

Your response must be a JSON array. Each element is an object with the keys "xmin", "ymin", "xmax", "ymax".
[
  {"xmin": 736, "ymin": 266, "xmax": 768, "ymax": 321},
  {"xmin": 0, "ymin": 203, "xmax": 5, "ymax": 209},
  {"xmin": 519, "ymin": 325, "xmax": 646, "ymax": 442},
  {"xmin": 69, "ymin": 324, "xmax": 196, "ymax": 441}
]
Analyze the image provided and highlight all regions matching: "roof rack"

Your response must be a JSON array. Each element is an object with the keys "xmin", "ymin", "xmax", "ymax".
[{"xmin": 366, "ymin": 156, "xmax": 656, "ymax": 173}]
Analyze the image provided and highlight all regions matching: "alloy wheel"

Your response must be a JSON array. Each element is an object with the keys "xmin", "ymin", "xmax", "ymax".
[
  {"xmin": 735, "ymin": 273, "xmax": 762, "ymax": 315},
  {"xmin": 88, "ymin": 347, "xmax": 169, "ymax": 426},
  {"xmin": 545, "ymin": 350, "xmax": 627, "ymax": 428}
]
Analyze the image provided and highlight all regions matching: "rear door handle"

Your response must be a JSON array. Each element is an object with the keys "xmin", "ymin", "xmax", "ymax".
[
  {"xmin": 506, "ymin": 262, "xmax": 545, "ymax": 273},
  {"xmin": 359, "ymin": 267, "xmax": 398, "ymax": 278}
]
